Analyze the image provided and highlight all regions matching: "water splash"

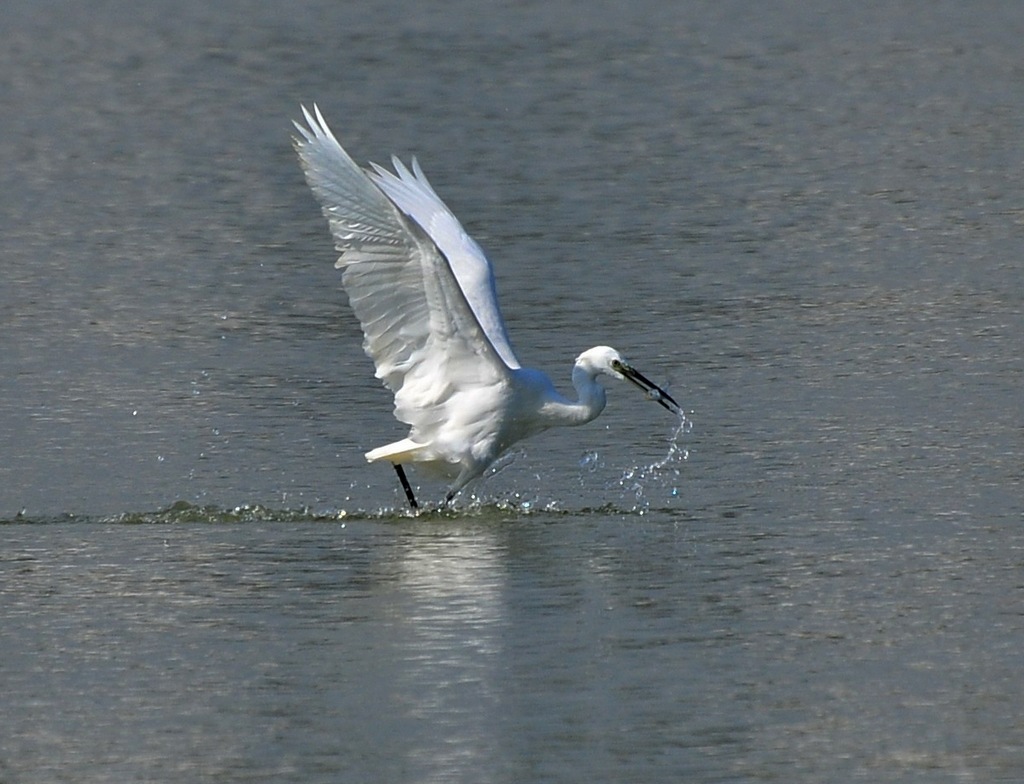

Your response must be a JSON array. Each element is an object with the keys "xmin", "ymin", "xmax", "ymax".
[
  {"xmin": 614, "ymin": 412, "xmax": 692, "ymax": 512},
  {"xmin": 100, "ymin": 500, "xmax": 350, "ymax": 525}
]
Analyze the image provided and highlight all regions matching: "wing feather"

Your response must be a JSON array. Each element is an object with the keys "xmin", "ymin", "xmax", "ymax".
[
  {"xmin": 367, "ymin": 154, "xmax": 521, "ymax": 369},
  {"xmin": 293, "ymin": 106, "xmax": 511, "ymax": 445}
]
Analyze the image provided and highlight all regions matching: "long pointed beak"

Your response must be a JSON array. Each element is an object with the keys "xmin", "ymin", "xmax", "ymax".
[{"xmin": 616, "ymin": 362, "xmax": 682, "ymax": 416}]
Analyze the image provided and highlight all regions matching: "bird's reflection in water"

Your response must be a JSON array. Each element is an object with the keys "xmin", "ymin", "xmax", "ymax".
[{"xmin": 385, "ymin": 529, "xmax": 510, "ymax": 778}]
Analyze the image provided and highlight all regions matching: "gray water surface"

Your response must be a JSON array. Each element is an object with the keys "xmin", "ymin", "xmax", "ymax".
[{"xmin": 2, "ymin": 1, "xmax": 1022, "ymax": 782}]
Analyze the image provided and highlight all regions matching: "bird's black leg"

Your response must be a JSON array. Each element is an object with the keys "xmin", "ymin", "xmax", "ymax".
[{"xmin": 394, "ymin": 464, "xmax": 418, "ymax": 510}]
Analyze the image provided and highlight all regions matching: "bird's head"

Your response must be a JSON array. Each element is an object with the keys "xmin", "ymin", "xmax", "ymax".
[{"xmin": 575, "ymin": 346, "xmax": 682, "ymax": 415}]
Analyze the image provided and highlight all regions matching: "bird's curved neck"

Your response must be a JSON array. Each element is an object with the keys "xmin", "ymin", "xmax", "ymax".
[{"xmin": 548, "ymin": 365, "xmax": 607, "ymax": 426}]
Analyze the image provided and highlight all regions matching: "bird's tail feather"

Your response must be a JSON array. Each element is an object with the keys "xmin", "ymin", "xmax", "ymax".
[{"xmin": 365, "ymin": 438, "xmax": 428, "ymax": 464}]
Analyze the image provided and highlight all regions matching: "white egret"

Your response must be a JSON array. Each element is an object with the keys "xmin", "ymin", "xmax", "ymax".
[{"xmin": 293, "ymin": 105, "xmax": 681, "ymax": 509}]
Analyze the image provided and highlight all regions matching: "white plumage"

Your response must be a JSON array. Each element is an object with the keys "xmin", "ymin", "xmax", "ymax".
[{"xmin": 293, "ymin": 105, "xmax": 680, "ymax": 508}]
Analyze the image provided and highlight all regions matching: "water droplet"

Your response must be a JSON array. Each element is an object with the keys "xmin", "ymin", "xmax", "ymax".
[{"xmin": 579, "ymin": 450, "xmax": 601, "ymax": 471}]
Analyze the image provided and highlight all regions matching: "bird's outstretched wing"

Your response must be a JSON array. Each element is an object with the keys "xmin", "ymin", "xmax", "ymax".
[
  {"xmin": 293, "ymin": 105, "xmax": 512, "ymax": 441},
  {"xmin": 366, "ymin": 156, "xmax": 520, "ymax": 369}
]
